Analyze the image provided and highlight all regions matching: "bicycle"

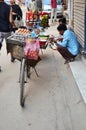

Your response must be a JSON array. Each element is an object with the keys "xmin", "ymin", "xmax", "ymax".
[{"xmin": 7, "ymin": 34, "xmax": 40, "ymax": 107}]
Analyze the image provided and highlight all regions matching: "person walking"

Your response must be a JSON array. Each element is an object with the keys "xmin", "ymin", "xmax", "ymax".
[
  {"xmin": 0, "ymin": 0, "xmax": 13, "ymax": 70},
  {"xmin": 10, "ymin": 0, "xmax": 23, "ymax": 30},
  {"xmin": 8, "ymin": 0, "xmax": 23, "ymax": 62},
  {"xmin": 51, "ymin": 0, "xmax": 57, "ymax": 23},
  {"xmin": 36, "ymin": 0, "xmax": 42, "ymax": 11}
]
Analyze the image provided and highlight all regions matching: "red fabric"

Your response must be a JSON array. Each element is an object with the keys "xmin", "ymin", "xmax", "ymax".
[
  {"xmin": 38, "ymin": 11, "xmax": 49, "ymax": 16},
  {"xmin": 51, "ymin": 0, "xmax": 57, "ymax": 8},
  {"xmin": 26, "ymin": 11, "xmax": 37, "ymax": 21},
  {"xmin": 39, "ymin": 41, "xmax": 46, "ymax": 46}
]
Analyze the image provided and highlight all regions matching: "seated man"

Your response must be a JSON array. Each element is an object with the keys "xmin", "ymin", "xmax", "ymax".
[{"xmin": 51, "ymin": 24, "xmax": 79, "ymax": 64}]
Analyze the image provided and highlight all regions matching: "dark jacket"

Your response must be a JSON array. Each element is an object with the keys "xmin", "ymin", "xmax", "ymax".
[
  {"xmin": 12, "ymin": 3, "xmax": 22, "ymax": 20},
  {"xmin": 0, "ymin": 2, "xmax": 11, "ymax": 32}
]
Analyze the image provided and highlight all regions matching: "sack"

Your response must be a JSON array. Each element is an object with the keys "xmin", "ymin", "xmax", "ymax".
[
  {"xmin": 14, "ymin": 17, "xmax": 24, "ymax": 28},
  {"xmin": 24, "ymin": 38, "xmax": 40, "ymax": 60}
]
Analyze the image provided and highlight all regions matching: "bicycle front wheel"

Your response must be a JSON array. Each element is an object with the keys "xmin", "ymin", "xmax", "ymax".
[{"xmin": 20, "ymin": 58, "xmax": 26, "ymax": 107}]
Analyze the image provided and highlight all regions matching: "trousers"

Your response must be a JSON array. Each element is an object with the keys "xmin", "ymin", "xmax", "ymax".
[{"xmin": 57, "ymin": 45, "xmax": 76, "ymax": 60}]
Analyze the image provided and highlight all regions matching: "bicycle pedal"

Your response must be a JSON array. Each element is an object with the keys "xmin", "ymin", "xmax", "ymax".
[{"xmin": 18, "ymin": 81, "xmax": 27, "ymax": 83}]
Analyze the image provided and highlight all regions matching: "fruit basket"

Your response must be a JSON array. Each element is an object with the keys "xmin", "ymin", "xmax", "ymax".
[
  {"xmin": 39, "ymin": 12, "xmax": 49, "ymax": 28},
  {"xmin": 6, "ymin": 34, "xmax": 25, "ymax": 60},
  {"xmin": 6, "ymin": 28, "xmax": 31, "ymax": 60}
]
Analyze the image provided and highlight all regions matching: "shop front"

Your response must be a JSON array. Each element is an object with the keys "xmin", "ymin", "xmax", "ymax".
[{"xmin": 73, "ymin": 0, "xmax": 86, "ymax": 56}]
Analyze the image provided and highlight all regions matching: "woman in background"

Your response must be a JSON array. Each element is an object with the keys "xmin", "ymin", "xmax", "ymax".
[{"xmin": 10, "ymin": 0, "xmax": 23, "ymax": 30}]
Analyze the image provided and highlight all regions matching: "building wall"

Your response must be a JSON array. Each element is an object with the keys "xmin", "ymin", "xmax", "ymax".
[{"xmin": 67, "ymin": 0, "xmax": 73, "ymax": 28}]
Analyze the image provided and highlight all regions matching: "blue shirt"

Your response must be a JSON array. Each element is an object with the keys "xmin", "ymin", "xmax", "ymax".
[{"xmin": 57, "ymin": 30, "xmax": 79, "ymax": 55}]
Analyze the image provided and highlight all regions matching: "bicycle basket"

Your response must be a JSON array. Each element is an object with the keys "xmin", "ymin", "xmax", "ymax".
[{"xmin": 12, "ymin": 45, "xmax": 24, "ymax": 60}]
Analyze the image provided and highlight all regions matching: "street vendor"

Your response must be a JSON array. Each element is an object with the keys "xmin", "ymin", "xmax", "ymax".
[{"xmin": 50, "ymin": 24, "xmax": 79, "ymax": 64}]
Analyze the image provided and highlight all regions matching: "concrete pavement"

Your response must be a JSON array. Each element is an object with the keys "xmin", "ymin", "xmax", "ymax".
[
  {"xmin": 46, "ymin": 23, "xmax": 86, "ymax": 104},
  {"xmin": 0, "ymin": 5, "xmax": 86, "ymax": 130},
  {"xmin": 69, "ymin": 56, "xmax": 86, "ymax": 103}
]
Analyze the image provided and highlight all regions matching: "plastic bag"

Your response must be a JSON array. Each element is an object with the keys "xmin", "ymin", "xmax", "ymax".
[{"xmin": 24, "ymin": 38, "xmax": 40, "ymax": 60}]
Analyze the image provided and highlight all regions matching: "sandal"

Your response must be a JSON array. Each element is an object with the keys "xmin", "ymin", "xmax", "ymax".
[
  {"xmin": 64, "ymin": 58, "xmax": 75, "ymax": 64},
  {"xmin": 70, "ymin": 58, "xmax": 75, "ymax": 62},
  {"xmin": 64, "ymin": 60, "xmax": 71, "ymax": 64}
]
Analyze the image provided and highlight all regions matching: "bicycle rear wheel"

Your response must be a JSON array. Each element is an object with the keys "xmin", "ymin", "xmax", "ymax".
[{"xmin": 20, "ymin": 58, "xmax": 27, "ymax": 107}]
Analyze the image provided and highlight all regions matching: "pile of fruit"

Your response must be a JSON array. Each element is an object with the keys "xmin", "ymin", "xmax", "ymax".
[
  {"xmin": 25, "ymin": 50, "xmax": 38, "ymax": 60},
  {"xmin": 15, "ymin": 28, "xmax": 30, "ymax": 36},
  {"xmin": 40, "ymin": 14, "xmax": 49, "ymax": 27}
]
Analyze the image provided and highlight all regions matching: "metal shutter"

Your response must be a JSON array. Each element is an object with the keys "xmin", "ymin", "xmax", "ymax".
[{"xmin": 73, "ymin": 0, "xmax": 85, "ymax": 48}]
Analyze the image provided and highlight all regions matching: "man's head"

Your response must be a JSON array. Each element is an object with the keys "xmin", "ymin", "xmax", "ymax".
[
  {"xmin": 58, "ymin": 17, "xmax": 66, "ymax": 25},
  {"xmin": 10, "ymin": 0, "xmax": 15, "ymax": 4},
  {"xmin": 57, "ymin": 24, "xmax": 67, "ymax": 35}
]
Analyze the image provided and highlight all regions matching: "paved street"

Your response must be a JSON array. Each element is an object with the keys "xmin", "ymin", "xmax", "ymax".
[
  {"xmin": 0, "ymin": 33, "xmax": 86, "ymax": 130},
  {"xmin": 0, "ymin": 5, "xmax": 86, "ymax": 130}
]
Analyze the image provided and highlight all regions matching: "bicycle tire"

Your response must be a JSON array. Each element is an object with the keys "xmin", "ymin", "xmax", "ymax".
[{"xmin": 20, "ymin": 58, "xmax": 26, "ymax": 107}]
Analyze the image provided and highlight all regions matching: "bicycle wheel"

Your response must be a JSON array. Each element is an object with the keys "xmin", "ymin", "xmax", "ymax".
[{"xmin": 20, "ymin": 58, "xmax": 27, "ymax": 107}]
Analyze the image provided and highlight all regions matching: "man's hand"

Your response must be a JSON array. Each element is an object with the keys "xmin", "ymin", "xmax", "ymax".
[
  {"xmin": 56, "ymin": 37, "xmax": 63, "ymax": 42},
  {"xmin": 12, "ymin": 12, "xmax": 16, "ymax": 15}
]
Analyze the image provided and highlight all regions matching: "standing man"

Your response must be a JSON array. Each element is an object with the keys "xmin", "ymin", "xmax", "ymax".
[
  {"xmin": 0, "ymin": 0, "xmax": 13, "ymax": 70},
  {"xmin": 0, "ymin": 0, "xmax": 13, "ymax": 49},
  {"xmin": 51, "ymin": 0, "xmax": 57, "ymax": 23}
]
